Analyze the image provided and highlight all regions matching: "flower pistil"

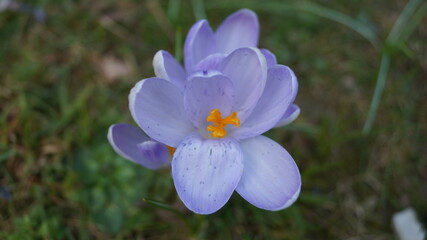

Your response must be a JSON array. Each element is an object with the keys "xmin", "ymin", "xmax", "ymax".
[{"xmin": 206, "ymin": 109, "xmax": 240, "ymax": 138}]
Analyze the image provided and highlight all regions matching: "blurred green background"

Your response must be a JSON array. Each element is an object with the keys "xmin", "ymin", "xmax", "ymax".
[{"xmin": 1, "ymin": 0, "xmax": 426, "ymax": 239}]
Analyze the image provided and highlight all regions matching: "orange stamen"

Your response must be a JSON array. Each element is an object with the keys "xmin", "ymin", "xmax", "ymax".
[
  {"xmin": 206, "ymin": 109, "xmax": 240, "ymax": 138},
  {"xmin": 167, "ymin": 146, "xmax": 176, "ymax": 155}
]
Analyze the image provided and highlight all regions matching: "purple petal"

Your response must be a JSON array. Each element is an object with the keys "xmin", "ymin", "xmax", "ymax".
[
  {"xmin": 108, "ymin": 123, "xmax": 169, "ymax": 169},
  {"xmin": 129, "ymin": 78, "xmax": 194, "ymax": 147},
  {"xmin": 290, "ymin": 68, "xmax": 298, "ymax": 103},
  {"xmin": 172, "ymin": 133, "xmax": 243, "ymax": 214},
  {"xmin": 153, "ymin": 50, "xmax": 187, "ymax": 91},
  {"xmin": 230, "ymin": 65, "xmax": 295, "ymax": 140},
  {"xmin": 184, "ymin": 73, "xmax": 235, "ymax": 131},
  {"xmin": 275, "ymin": 104, "xmax": 300, "ymax": 127},
  {"xmin": 236, "ymin": 135, "xmax": 301, "ymax": 210},
  {"xmin": 193, "ymin": 53, "xmax": 226, "ymax": 72},
  {"xmin": 219, "ymin": 47, "xmax": 267, "ymax": 122},
  {"xmin": 137, "ymin": 140, "xmax": 170, "ymax": 168},
  {"xmin": 184, "ymin": 20, "xmax": 217, "ymax": 73},
  {"xmin": 215, "ymin": 9, "xmax": 259, "ymax": 54},
  {"xmin": 261, "ymin": 49, "xmax": 277, "ymax": 67}
]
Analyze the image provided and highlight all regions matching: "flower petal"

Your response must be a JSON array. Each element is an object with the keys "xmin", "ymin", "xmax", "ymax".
[
  {"xmin": 137, "ymin": 140, "xmax": 171, "ymax": 168},
  {"xmin": 261, "ymin": 49, "xmax": 277, "ymax": 67},
  {"xmin": 219, "ymin": 47, "xmax": 267, "ymax": 121},
  {"xmin": 184, "ymin": 73, "xmax": 235, "ymax": 131},
  {"xmin": 108, "ymin": 123, "xmax": 169, "ymax": 169},
  {"xmin": 193, "ymin": 53, "xmax": 226, "ymax": 72},
  {"xmin": 184, "ymin": 20, "xmax": 217, "ymax": 73},
  {"xmin": 236, "ymin": 135, "xmax": 301, "ymax": 210},
  {"xmin": 229, "ymin": 65, "xmax": 295, "ymax": 140},
  {"xmin": 275, "ymin": 104, "xmax": 300, "ymax": 127},
  {"xmin": 289, "ymin": 68, "xmax": 298, "ymax": 104},
  {"xmin": 172, "ymin": 133, "xmax": 243, "ymax": 214},
  {"xmin": 215, "ymin": 9, "xmax": 259, "ymax": 54},
  {"xmin": 129, "ymin": 78, "xmax": 194, "ymax": 147},
  {"xmin": 153, "ymin": 50, "xmax": 187, "ymax": 91}
]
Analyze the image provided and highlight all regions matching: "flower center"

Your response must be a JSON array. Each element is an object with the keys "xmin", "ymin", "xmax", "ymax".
[{"xmin": 206, "ymin": 109, "xmax": 240, "ymax": 138}]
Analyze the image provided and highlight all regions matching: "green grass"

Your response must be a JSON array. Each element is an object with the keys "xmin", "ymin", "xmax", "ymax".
[{"xmin": 1, "ymin": 0, "xmax": 426, "ymax": 239}]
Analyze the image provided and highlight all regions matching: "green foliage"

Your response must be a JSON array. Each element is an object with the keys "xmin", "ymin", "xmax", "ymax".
[{"xmin": 1, "ymin": 0, "xmax": 426, "ymax": 239}]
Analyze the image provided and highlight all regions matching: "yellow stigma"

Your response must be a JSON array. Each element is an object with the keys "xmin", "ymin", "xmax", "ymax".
[{"xmin": 206, "ymin": 109, "xmax": 240, "ymax": 138}]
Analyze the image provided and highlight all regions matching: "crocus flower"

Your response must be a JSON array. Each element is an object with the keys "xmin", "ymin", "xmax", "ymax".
[
  {"xmin": 108, "ymin": 9, "xmax": 301, "ymax": 214},
  {"xmin": 126, "ymin": 46, "xmax": 301, "ymax": 214}
]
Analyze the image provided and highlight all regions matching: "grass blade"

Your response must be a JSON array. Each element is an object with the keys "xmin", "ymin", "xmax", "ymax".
[
  {"xmin": 191, "ymin": 0, "xmax": 206, "ymax": 20},
  {"xmin": 295, "ymin": 1, "xmax": 380, "ymax": 49},
  {"xmin": 398, "ymin": 0, "xmax": 427, "ymax": 44},
  {"xmin": 142, "ymin": 198, "xmax": 193, "ymax": 233},
  {"xmin": 146, "ymin": 0, "xmax": 175, "ymax": 42},
  {"xmin": 363, "ymin": 52, "xmax": 391, "ymax": 133},
  {"xmin": 167, "ymin": 0, "xmax": 181, "ymax": 23},
  {"xmin": 364, "ymin": 0, "xmax": 425, "ymax": 133},
  {"xmin": 143, "ymin": 198, "xmax": 182, "ymax": 214},
  {"xmin": 175, "ymin": 26, "xmax": 183, "ymax": 62},
  {"xmin": 387, "ymin": 0, "xmax": 423, "ymax": 44}
]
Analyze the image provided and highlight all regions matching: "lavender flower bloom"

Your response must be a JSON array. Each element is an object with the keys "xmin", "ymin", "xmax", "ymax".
[
  {"xmin": 127, "ymin": 46, "xmax": 300, "ymax": 214},
  {"xmin": 108, "ymin": 9, "xmax": 301, "ymax": 214}
]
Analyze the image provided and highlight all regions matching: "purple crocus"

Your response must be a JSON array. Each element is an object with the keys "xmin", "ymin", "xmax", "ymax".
[{"xmin": 108, "ymin": 9, "xmax": 301, "ymax": 214}]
